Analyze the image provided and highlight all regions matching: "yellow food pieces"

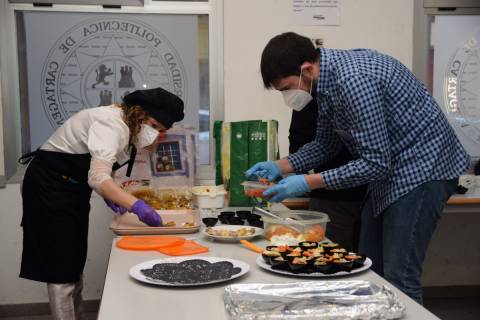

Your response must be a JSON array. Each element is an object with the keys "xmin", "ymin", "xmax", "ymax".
[{"xmin": 130, "ymin": 189, "xmax": 193, "ymax": 210}]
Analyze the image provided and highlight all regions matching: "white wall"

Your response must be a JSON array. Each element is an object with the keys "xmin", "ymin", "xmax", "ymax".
[{"xmin": 224, "ymin": 0, "xmax": 414, "ymax": 157}]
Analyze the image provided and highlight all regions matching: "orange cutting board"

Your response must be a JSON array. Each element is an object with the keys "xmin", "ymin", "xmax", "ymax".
[
  {"xmin": 116, "ymin": 235, "xmax": 185, "ymax": 250},
  {"xmin": 157, "ymin": 240, "xmax": 209, "ymax": 256}
]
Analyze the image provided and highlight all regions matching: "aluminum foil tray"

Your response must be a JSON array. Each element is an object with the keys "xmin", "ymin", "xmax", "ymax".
[{"xmin": 224, "ymin": 280, "xmax": 405, "ymax": 319}]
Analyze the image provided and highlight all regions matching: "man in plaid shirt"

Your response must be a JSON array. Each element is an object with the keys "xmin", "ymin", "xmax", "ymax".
[{"xmin": 246, "ymin": 32, "xmax": 469, "ymax": 304}]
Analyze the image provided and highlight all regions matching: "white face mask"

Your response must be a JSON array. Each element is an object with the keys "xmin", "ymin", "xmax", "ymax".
[
  {"xmin": 134, "ymin": 124, "xmax": 159, "ymax": 149},
  {"xmin": 281, "ymin": 70, "xmax": 313, "ymax": 111}
]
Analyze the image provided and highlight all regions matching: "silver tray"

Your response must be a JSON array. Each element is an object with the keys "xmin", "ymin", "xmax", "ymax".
[{"xmin": 224, "ymin": 280, "xmax": 406, "ymax": 319}]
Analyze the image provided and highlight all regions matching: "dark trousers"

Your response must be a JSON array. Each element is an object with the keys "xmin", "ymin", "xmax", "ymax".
[
  {"xmin": 309, "ymin": 198, "xmax": 363, "ymax": 252},
  {"xmin": 359, "ymin": 179, "xmax": 458, "ymax": 304}
]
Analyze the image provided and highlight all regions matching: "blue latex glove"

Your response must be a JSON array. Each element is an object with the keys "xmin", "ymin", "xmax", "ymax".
[
  {"xmin": 263, "ymin": 175, "xmax": 310, "ymax": 203},
  {"xmin": 104, "ymin": 199, "xmax": 127, "ymax": 215},
  {"xmin": 245, "ymin": 161, "xmax": 282, "ymax": 181},
  {"xmin": 131, "ymin": 200, "xmax": 163, "ymax": 227}
]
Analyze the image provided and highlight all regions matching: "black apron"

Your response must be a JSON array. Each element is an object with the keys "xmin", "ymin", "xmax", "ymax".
[{"xmin": 20, "ymin": 150, "xmax": 93, "ymax": 284}]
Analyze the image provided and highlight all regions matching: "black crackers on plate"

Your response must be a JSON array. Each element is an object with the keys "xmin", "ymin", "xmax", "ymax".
[{"xmin": 141, "ymin": 259, "xmax": 241, "ymax": 284}]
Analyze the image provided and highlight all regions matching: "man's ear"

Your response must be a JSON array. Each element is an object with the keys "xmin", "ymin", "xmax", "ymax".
[{"xmin": 300, "ymin": 62, "xmax": 315, "ymax": 78}]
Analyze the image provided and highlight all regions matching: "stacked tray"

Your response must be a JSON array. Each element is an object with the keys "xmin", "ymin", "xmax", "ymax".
[{"xmin": 110, "ymin": 209, "xmax": 200, "ymax": 235}]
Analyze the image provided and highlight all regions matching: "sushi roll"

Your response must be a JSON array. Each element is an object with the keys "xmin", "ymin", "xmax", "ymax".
[
  {"xmin": 266, "ymin": 245, "xmax": 280, "ymax": 252},
  {"xmin": 321, "ymin": 242, "xmax": 340, "ymax": 253},
  {"xmin": 330, "ymin": 248, "xmax": 348, "ymax": 255},
  {"xmin": 345, "ymin": 253, "xmax": 367, "ymax": 268},
  {"xmin": 288, "ymin": 257, "xmax": 308, "ymax": 273},
  {"xmin": 262, "ymin": 249, "xmax": 281, "ymax": 264},
  {"xmin": 304, "ymin": 255, "xmax": 316, "ymax": 272},
  {"xmin": 310, "ymin": 248, "xmax": 325, "ymax": 258},
  {"xmin": 299, "ymin": 241, "xmax": 318, "ymax": 250},
  {"xmin": 325, "ymin": 252, "xmax": 344, "ymax": 261},
  {"xmin": 332, "ymin": 258, "xmax": 354, "ymax": 272},
  {"xmin": 311, "ymin": 246, "xmax": 324, "ymax": 254},
  {"xmin": 270, "ymin": 256, "xmax": 289, "ymax": 270},
  {"xmin": 329, "ymin": 248, "xmax": 348, "ymax": 258},
  {"xmin": 313, "ymin": 260, "xmax": 334, "ymax": 274},
  {"xmin": 287, "ymin": 246, "xmax": 301, "ymax": 252},
  {"xmin": 285, "ymin": 250, "xmax": 303, "ymax": 261}
]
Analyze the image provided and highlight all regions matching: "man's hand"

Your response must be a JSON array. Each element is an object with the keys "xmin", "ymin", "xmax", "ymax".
[{"xmin": 262, "ymin": 175, "xmax": 310, "ymax": 202}]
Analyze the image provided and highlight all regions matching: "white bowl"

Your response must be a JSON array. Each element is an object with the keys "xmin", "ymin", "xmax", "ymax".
[{"xmin": 191, "ymin": 185, "xmax": 227, "ymax": 209}]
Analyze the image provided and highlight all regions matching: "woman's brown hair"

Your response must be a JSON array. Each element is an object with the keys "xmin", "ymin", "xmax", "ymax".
[{"xmin": 118, "ymin": 103, "xmax": 148, "ymax": 144}]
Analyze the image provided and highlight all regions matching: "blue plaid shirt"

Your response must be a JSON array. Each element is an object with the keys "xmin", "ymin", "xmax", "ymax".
[{"xmin": 287, "ymin": 48, "xmax": 470, "ymax": 215}]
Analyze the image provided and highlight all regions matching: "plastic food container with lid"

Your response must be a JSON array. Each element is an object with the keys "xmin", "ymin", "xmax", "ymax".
[
  {"xmin": 241, "ymin": 181, "xmax": 273, "ymax": 198},
  {"xmin": 261, "ymin": 210, "xmax": 330, "ymax": 245},
  {"xmin": 191, "ymin": 185, "xmax": 227, "ymax": 209},
  {"xmin": 127, "ymin": 187, "xmax": 194, "ymax": 210}
]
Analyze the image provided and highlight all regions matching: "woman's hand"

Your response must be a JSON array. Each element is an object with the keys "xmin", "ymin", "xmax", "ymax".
[
  {"xmin": 104, "ymin": 198, "xmax": 127, "ymax": 214},
  {"xmin": 130, "ymin": 200, "xmax": 162, "ymax": 227}
]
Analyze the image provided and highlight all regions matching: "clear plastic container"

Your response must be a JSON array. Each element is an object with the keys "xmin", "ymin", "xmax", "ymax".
[
  {"xmin": 128, "ymin": 187, "xmax": 193, "ymax": 210},
  {"xmin": 241, "ymin": 181, "xmax": 272, "ymax": 198},
  {"xmin": 262, "ymin": 210, "xmax": 330, "ymax": 244},
  {"xmin": 191, "ymin": 185, "xmax": 227, "ymax": 209}
]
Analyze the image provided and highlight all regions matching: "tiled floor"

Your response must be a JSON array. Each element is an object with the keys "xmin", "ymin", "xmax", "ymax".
[{"xmin": 1, "ymin": 298, "xmax": 479, "ymax": 319}]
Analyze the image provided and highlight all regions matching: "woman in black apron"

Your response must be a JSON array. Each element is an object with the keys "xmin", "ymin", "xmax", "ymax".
[{"xmin": 19, "ymin": 87, "xmax": 184, "ymax": 320}]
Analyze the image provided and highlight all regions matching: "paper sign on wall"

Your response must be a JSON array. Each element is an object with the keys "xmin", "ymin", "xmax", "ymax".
[{"xmin": 291, "ymin": 0, "xmax": 340, "ymax": 26}]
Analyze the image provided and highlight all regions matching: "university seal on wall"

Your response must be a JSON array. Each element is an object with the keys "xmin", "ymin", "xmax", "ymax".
[
  {"xmin": 41, "ymin": 16, "xmax": 187, "ymax": 128},
  {"xmin": 444, "ymin": 26, "xmax": 480, "ymax": 147}
]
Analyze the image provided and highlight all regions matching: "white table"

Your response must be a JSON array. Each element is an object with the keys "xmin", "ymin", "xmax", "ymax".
[{"xmin": 98, "ymin": 234, "xmax": 440, "ymax": 319}]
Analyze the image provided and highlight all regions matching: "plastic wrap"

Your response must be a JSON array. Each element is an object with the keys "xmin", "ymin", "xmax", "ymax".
[{"xmin": 224, "ymin": 280, "xmax": 405, "ymax": 319}]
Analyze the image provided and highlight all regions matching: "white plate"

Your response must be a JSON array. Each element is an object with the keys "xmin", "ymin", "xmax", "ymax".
[
  {"xmin": 202, "ymin": 225, "xmax": 264, "ymax": 242},
  {"xmin": 256, "ymin": 256, "xmax": 372, "ymax": 278},
  {"xmin": 129, "ymin": 257, "xmax": 250, "ymax": 286}
]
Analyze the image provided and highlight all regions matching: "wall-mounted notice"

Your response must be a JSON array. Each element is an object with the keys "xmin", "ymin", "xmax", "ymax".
[{"xmin": 291, "ymin": 0, "xmax": 340, "ymax": 26}]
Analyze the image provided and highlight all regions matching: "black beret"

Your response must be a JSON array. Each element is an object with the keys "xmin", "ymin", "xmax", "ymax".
[{"xmin": 123, "ymin": 87, "xmax": 184, "ymax": 129}]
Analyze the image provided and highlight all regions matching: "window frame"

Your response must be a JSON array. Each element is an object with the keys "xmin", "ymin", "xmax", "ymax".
[{"xmin": 0, "ymin": 0, "xmax": 223, "ymax": 186}]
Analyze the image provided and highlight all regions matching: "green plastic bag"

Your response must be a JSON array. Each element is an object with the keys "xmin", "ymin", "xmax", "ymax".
[{"xmin": 214, "ymin": 120, "xmax": 279, "ymax": 206}]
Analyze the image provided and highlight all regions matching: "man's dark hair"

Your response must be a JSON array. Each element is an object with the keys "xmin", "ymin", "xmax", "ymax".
[{"xmin": 260, "ymin": 32, "xmax": 318, "ymax": 88}]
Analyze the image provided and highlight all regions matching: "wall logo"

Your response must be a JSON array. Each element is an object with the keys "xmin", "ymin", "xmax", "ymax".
[
  {"xmin": 444, "ymin": 27, "xmax": 480, "ymax": 145},
  {"xmin": 41, "ymin": 17, "xmax": 187, "ymax": 128}
]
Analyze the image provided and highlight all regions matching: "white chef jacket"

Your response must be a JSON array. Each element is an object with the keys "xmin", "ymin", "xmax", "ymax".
[{"xmin": 41, "ymin": 105, "xmax": 131, "ymax": 192}]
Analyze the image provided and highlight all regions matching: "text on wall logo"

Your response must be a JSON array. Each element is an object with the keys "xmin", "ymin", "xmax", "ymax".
[
  {"xmin": 444, "ymin": 26, "xmax": 480, "ymax": 145},
  {"xmin": 41, "ymin": 17, "xmax": 187, "ymax": 128}
]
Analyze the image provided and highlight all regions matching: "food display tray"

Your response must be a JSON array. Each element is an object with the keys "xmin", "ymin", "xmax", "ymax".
[{"xmin": 110, "ymin": 209, "xmax": 200, "ymax": 235}]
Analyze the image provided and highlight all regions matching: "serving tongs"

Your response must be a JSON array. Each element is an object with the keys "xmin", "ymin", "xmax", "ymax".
[{"xmin": 252, "ymin": 206, "xmax": 305, "ymax": 233}]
